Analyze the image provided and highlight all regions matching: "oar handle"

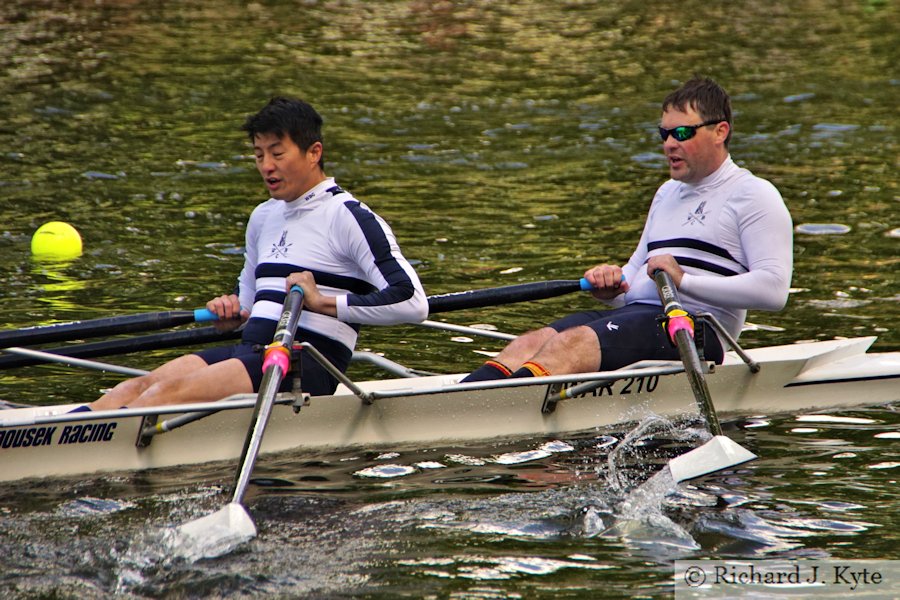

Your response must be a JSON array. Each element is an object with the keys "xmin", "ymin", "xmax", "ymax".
[
  {"xmin": 273, "ymin": 285, "xmax": 304, "ymax": 347},
  {"xmin": 578, "ymin": 274, "xmax": 625, "ymax": 291},
  {"xmin": 193, "ymin": 308, "xmax": 218, "ymax": 322},
  {"xmin": 262, "ymin": 286, "xmax": 305, "ymax": 374},
  {"xmin": 653, "ymin": 269, "xmax": 694, "ymax": 344}
]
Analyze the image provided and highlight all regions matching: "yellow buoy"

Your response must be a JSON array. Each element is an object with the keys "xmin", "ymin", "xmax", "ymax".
[{"xmin": 31, "ymin": 221, "xmax": 83, "ymax": 259}]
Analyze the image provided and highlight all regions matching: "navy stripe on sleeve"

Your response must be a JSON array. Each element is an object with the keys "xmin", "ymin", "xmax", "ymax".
[{"xmin": 343, "ymin": 200, "xmax": 416, "ymax": 308}]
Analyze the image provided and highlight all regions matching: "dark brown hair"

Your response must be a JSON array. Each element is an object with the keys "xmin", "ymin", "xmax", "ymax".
[{"xmin": 662, "ymin": 77, "xmax": 732, "ymax": 147}]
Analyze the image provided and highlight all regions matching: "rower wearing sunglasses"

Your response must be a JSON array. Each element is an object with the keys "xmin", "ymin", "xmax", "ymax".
[{"xmin": 462, "ymin": 76, "xmax": 793, "ymax": 382}]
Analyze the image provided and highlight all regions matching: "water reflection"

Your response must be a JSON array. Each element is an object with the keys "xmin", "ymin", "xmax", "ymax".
[{"xmin": 30, "ymin": 258, "xmax": 88, "ymax": 313}]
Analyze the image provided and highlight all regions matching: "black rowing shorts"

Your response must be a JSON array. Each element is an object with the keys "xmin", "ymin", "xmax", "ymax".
[
  {"xmin": 194, "ymin": 329, "xmax": 352, "ymax": 396},
  {"xmin": 548, "ymin": 303, "xmax": 723, "ymax": 371}
]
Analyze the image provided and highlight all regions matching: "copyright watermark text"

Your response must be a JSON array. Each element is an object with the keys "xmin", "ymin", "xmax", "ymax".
[{"xmin": 675, "ymin": 560, "xmax": 900, "ymax": 598}]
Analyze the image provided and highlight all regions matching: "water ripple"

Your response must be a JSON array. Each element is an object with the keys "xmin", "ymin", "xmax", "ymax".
[{"xmin": 795, "ymin": 223, "xmax": 852, "ymax": 235}]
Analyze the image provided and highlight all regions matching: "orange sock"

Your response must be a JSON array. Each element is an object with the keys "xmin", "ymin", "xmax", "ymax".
[
  {"xmin": 485, "ymin": 359, "xmax": 512, "ymax": 376},
  {"xmin": 460, "ymin": 359, "xmax": 512, "ymax": 382},
  {"xmin": 521, "ymin": 361, "xmax": 551, "ymax": 378}
]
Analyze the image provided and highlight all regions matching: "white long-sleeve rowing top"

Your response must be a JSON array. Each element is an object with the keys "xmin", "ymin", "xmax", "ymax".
[
  {"xmin": 614, "ymin": 157, "xmax": 793, "ymax": 340},
  {"xmin": 237, "ymin": 178, "xmax": 428, "ymax": 349}
]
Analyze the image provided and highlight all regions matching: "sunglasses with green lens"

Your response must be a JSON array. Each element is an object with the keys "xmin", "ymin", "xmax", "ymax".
[{"xmin": 658, "ymin": 119, "xmax": 723, "ymax": 142}]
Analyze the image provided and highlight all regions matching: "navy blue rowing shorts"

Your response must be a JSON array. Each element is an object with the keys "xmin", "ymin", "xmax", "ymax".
[
  {"xmin": 548, "ymin": 303, "xmax": 723, "ymax": 371},
  {"xmin": 195, "ymin": 340, "xmax": 350, "ymax": 397}
]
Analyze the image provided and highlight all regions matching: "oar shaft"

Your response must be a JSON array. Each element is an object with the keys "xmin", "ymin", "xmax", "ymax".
[
  {"xmin": 671, "ymin": 327, "xmax": 721, "ymax": 434},
  {"xmin": 427, "ymin": 279, "xmax": 591, "ymax": 314},
  {"xmin": 231, "ymin": 364, "xmax": 284, "ymax": 504},
  {"xmin": 2, "ymin": 278, "xmax": 588, "ymax": 365},
  {"xmin": 0, "ymin": 309, "xmax": 217, "ymax": 348},
  {"xmin": 653, "ymin": 270, "xmax": 722, "ymax": 436},
  {"xmin": 231, "ymin": 286, "xmax": 304, "ymax": 505}
]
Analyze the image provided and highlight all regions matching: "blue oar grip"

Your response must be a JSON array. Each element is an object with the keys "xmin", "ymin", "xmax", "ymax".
[
  {"xmin": 193, "ymin": 308, "xmax": 218, "ymax": 322},
  {"xmin": 579, "ymin": 274, "xmax": 625, "ymax": 291}
]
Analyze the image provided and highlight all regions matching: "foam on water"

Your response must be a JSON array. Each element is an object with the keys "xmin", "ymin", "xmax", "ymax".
[
  {"xmin": 56, "ymin": 497, "xmax": 135, "ymax": 517},
  {"xmin": 403, "ymin": 414, "xmax": 711, "ymax": 556}
]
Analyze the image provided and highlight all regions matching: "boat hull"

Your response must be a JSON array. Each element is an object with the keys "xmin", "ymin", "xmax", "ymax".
[{"xmin": 1, "ymin": 337, "xmax": 897, "ymax": 483}]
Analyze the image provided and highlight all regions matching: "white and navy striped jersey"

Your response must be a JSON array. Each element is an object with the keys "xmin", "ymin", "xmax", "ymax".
[
  {"xmin": 236, "ymin": 178, "xmax": 427, "ymax": 349},
  {"xmin": 614, "ymin": 157, "xmax": 793, "ymax": 340}
]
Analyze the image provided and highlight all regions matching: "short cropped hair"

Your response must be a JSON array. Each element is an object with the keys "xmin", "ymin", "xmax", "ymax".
[
  {"xmin": 662, "ymin": 77, "xmax": 732, "ymax": 147},
  {"xmin": 242, "ymin": 96, "xmax": 325, "ymax": 169}
]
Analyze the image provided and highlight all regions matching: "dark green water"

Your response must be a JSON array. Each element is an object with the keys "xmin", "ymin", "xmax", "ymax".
[{"xmin": 0, "ymin": 1, "xmax": 897, "ymax": 598}]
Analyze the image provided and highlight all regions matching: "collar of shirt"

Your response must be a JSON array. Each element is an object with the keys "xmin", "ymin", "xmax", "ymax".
[
  {"xmin": 282, "ymin": 178, "xmax": 338, "ymax": 218},
  {"xmin": 679, "ymin": 156, "xmax": 737, "ymax": 201}
]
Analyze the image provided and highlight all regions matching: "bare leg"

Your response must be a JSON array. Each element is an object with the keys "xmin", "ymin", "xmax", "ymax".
[
  {"xmin": 89, "ymin": 354, "xmax": 207, "ymax": 411},
  {"xmin": 127, "ymin": 358, "xmax": 253, "ymax": 408},
  {"xmin": 521, "ymin": 326, "xmax": 602, "ymax": 375},
  {"xmin": 463, "ymin": 326, "xmax": 602, "ymax": 382},
  {"xmin": 492, "ymin": 327, "xmax": 559, "ymax": 371},
  {"xmin": 89, "ymin": 355, "xmax": 252, "ymax": 410}
]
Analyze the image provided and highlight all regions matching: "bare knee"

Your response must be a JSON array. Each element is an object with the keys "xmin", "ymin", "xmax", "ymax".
[
  {"xmin": 513, "ymin": 327, "xmax": 557, "ymax": 352},
  {"xmin": 130, "ymin": 358, "xmax": 251, "ymax": 408},
  {"xmin": 531, "ymin": 326, "xmax": 601, "ymax": 374},
  {"xmin": 132, "ymin": 378, "xmax": 186, "ymax": 407},
  {"xmin": 496, "ymin": 327, "xmax": 558, "ymax": 368},
  {"xmin": 90, "ymin": 374, "xmax": 154, "ymax": 410},
  {"xmin": 113, "ymin": 375, "xmax": 153, "ymax": 397}
]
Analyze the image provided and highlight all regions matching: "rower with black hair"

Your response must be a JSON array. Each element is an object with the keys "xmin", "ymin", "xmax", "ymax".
[{"xmin": 88, "ymin": 96, "xmax": 427, "ymax": 411}]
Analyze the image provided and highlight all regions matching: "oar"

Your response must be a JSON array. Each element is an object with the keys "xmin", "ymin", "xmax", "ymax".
[
  {"xmin": 653, "ymin": 269, "xmax": 757, "ymax": 477},
  {"xmin": 667, "ymin": 435, "xmax": 756, "ymax": 483},
  {"xmin": 0, "ymin": 280, "xmax": 593, "ymax": 370},
  {"xmin": 653, "ymin": 269, "xmax": 722, "ymax": 435},
  {"xmin": 0, "ymin": 308, "xmax": 218, "ymax": 348},
  {"xmin": 427, "ymin": 278, "xmax": 593, "ymax": 314},
  {"xmin": 168, "ymin": 286, "xmax": 305, "ymax": 560}
]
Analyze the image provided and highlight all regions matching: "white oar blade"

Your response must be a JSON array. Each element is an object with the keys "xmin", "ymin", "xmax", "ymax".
[
  {"xmin": 167, "ymin": 502, "xmax": 257, "ymax": 561},
  {"xmin": 668, "ymin": 435, "xmax": 757, "ymax": 483}
]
